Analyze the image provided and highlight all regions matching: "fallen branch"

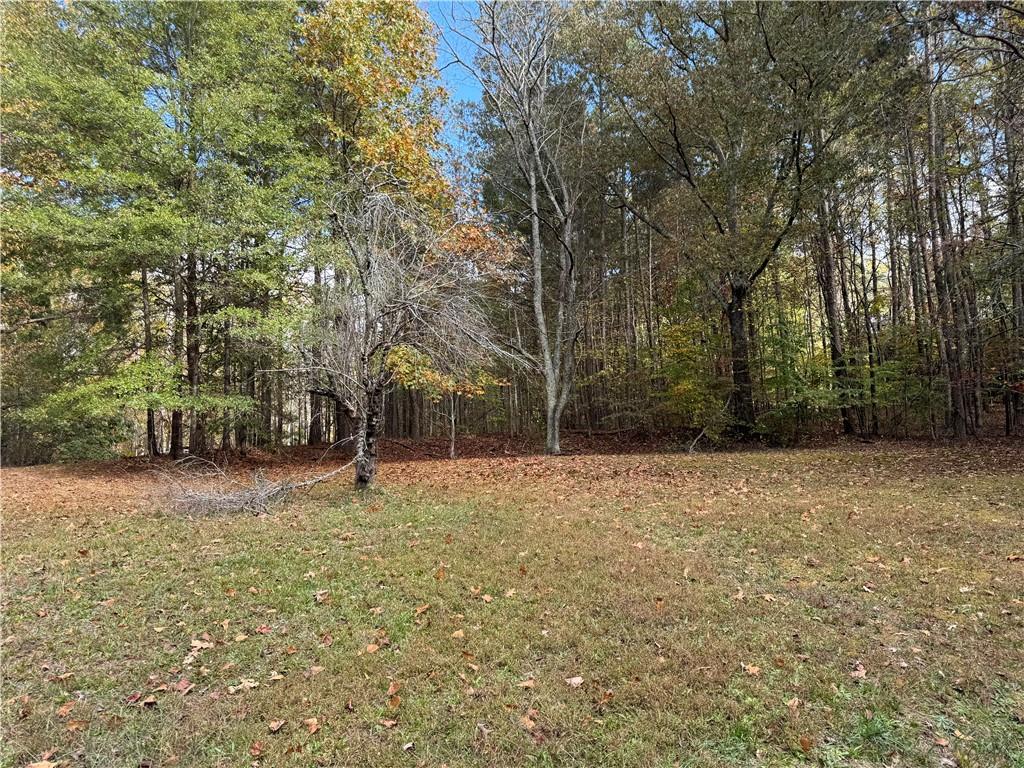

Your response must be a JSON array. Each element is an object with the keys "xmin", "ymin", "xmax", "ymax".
[{"xmin": 165, "ymin": 443, "xmax": 354, "ymax": 516}]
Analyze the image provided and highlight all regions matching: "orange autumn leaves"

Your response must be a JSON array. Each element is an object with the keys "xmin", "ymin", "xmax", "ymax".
[{"xmin": 297, "ymin": 0, "xmax": 445, "ymax": 201}]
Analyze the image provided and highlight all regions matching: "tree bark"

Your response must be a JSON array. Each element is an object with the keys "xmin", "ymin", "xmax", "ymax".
[
  {"xmin": 141, "ymin": 265, "xmax": 161, "ymax": 457},
  {"xmin": 814, "ymin": 199, "xmax": 855, "ymax": 434},
  {"xmin": 355, "ymin": 388, "xmax": 383, "ymax": 489},
  {"xmin": 185, "ymin": 251, "xmax": 206, "ymax": 454},
  {"xmin": 726, "ymin": 280, "xmax": 756, "ymax": 430},
  {"xmin": 170, "ymin": 264, "xmax": 185, "ymax": 459}
]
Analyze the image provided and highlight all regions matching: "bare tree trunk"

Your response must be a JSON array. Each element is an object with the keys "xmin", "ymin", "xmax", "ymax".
[
  {"xmin": 924, "ymin": 24, "xmax": 968, "ymax": 439},
  {"xmin": 170, "ymin": 264, "xmax": 185, "ymax": 459},
  {"xmin": 221, "ymin": 320, "xmax": 232, "ymax": 450},
  {"xmin": 355, "ymin": 388, "xmax": 383, "ymax": 489},
  {"xmin": 1002, "ymin": 45, "xmax": 1023, "ymax": 434},
  {"xmin": 141, "ymin": 265, "xmax": 160, "ymax": 457},
  {"xmin": 815, "ymin": 199, "xmax": 855, "ymax": 434},
  {"xmin": 448, "ymin": 392, "xmax": 457, "ymax": 459},
  {"xmin": 726, "ymin": 281, "xmax": 755, "ymax": 430},
  {"xmin": 185, "ymin": 251, "xmax": 206, "ymax": 454}
]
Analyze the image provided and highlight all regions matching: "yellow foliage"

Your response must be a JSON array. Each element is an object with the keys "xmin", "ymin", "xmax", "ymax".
[
  {"xmin": 297, "ymin": 0, "xmax": 447, "ymax": 201},
  {"xmin": 386, "ymin": 346, "xmax": 503, "ymax": 400}
]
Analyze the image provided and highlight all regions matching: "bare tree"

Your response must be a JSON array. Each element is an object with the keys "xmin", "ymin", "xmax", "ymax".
[
  {"xmin": 305, "ymin": 176, "xmax": 512, "ymax": 488},
  {"xmin": 470, "ymin": 1, "xmax": 589, "ymax": 455}
]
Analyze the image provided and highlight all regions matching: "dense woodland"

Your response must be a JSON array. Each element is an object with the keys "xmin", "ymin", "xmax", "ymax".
[{"xmin": 3, "ymin": 1, "xmax": 1022, "ymax": 470}]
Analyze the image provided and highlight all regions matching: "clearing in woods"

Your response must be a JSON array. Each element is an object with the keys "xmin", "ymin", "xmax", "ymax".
[{"xmin": 2, "ymin": 441, "xmax": 1023, "ymax": 767}]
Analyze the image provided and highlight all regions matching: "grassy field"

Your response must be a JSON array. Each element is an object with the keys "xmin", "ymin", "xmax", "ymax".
[{"xmin": 2, "ymin": 442, "xmax": 1023, "ymax": 767}]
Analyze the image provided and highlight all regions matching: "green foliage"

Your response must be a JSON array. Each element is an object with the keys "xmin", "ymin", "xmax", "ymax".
[
  {"xmin": 387, "ymin": 345, "xmax": 502, "ymax": 401},
  {"xmin": 661, "ymin": 320, "xmax": 734, "ymax": 443},
  {"xmin": 13, "ymin": 357, "xmax": 253, "ymax": 461}
]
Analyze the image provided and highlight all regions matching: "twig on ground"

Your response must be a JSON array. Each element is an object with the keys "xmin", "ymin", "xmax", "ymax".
[{"xmin": 163, "ymin": 454, "xmax": 354, "ymax": 516}]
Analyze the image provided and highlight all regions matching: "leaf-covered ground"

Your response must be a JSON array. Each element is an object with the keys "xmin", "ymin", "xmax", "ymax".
[{"xmin": 3, "ymin": 441, "xmax": 1023, "ymax": 767}]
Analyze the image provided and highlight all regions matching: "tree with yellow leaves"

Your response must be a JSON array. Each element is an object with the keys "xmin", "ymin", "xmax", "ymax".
[{"xmin": 297, "ymin": 0, "xmax": 447, "ymax": 202}]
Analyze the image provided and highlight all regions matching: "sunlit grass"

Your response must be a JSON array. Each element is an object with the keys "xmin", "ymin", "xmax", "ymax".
[{"xmin": 3, "ymin": 444, "xmax": 1022, "ymax": 767}]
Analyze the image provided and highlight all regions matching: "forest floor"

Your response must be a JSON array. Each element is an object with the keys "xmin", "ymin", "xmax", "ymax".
[{"xmin": 2, "ymin": 439, "xmax": 1023, "ymax": 768}]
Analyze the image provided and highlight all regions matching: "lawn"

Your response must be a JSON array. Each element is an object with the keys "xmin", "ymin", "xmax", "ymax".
[{"xmin": 2, "ymin": 442, "xmax": 1023, "ymax": 767}]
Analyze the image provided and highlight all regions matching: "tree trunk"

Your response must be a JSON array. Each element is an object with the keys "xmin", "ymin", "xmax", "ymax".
[
  {"xmin": 545, "ymin": 400, "xmax": 561, "ymax": 455},
  {"xmin": 448, "ymin": 392, "xmax": 458, "ymax": 460},
  {"xmin": 141, "ymin": 265, "xmax": 161, "ymax": 457},
  {"xmin": 355, "ymin": 388, "xmax": 383, "ymax": 489},
  {"xmin": 221, "ymin": 321, "xmax": 232, "ymax": 450},
  {"xmin": 815, "ymin": 202, "xmax": 855, "ymax": 434},
  {"xmin": 170, "ymin": 265, "xmax": 185, "ymax": 459},
  {"xmin": 185, "ymin": 251, "xmax": 205, "ymax": 455},
  {"xmin": 726, "ymin": 281, "xmax": 755, "ymax": 431}
]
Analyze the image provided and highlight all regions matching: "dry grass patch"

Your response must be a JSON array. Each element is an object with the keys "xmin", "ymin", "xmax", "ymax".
[{"xmin": 2, "ymin": 443, "xmax": 1022, "ymax": 767}]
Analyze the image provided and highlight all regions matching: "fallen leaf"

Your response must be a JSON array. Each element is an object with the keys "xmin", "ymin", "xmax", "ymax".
[
  {"xmin": 314, "ymin": 590, "xmax": 330, "ymax": 604},
  {"xmin": 388, "ymin": 694, "xmax": 401, "ymax": 710},
  {"xmin": 228, "ymin": 678, "xmax": 258, "ymax": 694},
  {"xmin": 742, "ymin": 663, "xmax": 761, "ymax": 677},
  {"xmin": 380, "ymin": 718, "xmax": 398, "ymax": 728},
  {"xmin": 386, "ymin": 681, "xmax": 401, "ymax": 697},
  {"xmin": 799, "ymin": 734, "xmax": 813, "ymax": 754},
  {"xmin": 366, "ymin": 643, "xmax": 380, "ymax": 654},
  {"xmin": 303, "ymin": 717, "xmax": 320, "ymax": 735},
  {"xmin": 57, "ymin": 701, "xmax": 75, "ymax": 718},
  {"xmin": 850, "ymin": 663, "xmax": 868, "ymax": 680},
  {"xmin": 565, "ymin": 676, "xmax": 584, "ymax": 688},
  {"xmin": 66, "ymin": 718, "xmax": 89, "ymax": 732},
  {"xmin": 786, "ymin": 697, "xmax": 800, "ymax": 713},
  {"xmin": 414, "ymin": 604, "xmax": 430, "ymax": 615},
  {"xmin": 249, "ymin": 740, "xmax": 264, "ymax": 757},
  {"xmin": 434, "ymin": 564, "xmax": 447, "ymax": 582},
  {"xmin": 518, "ymin": 678, "xmax": 535, "ymax": 689},
  {"xmin": 451, "ymin": 629, "xmax": 464, "ymax": 639},
  {"xmin": 269, "ymin": 719, "xmax": 286, "ymax": 733}
]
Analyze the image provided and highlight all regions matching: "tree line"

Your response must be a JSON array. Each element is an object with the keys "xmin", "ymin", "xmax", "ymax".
[{"xmin": 3, "ymin": 1, "xmax": 1022, "ymax": 470}]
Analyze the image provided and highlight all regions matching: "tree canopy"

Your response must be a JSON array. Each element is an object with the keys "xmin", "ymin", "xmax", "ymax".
[{"xmin": 2, "ymin": 1, "xmax": 1022, "ymax": 472}]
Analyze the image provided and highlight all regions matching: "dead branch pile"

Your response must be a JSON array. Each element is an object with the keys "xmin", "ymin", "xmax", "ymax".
[{"xmin": 165, "ymin": 457, "xmax": 353, "ymax": 516}]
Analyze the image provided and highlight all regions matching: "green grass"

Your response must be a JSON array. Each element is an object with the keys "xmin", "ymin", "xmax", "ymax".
[{"xmin": 2, "ymin": 444, "xmax": 1023, "ymax": 767}]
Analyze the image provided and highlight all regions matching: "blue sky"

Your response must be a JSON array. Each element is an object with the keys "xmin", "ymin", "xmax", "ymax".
[
  {"xmin": 422, "ymin": 1, "xmax": 482, "ymax": 150},
  {"xmin": 423, "ymin": 1, "xmax": 482, "ymax": 104}
]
